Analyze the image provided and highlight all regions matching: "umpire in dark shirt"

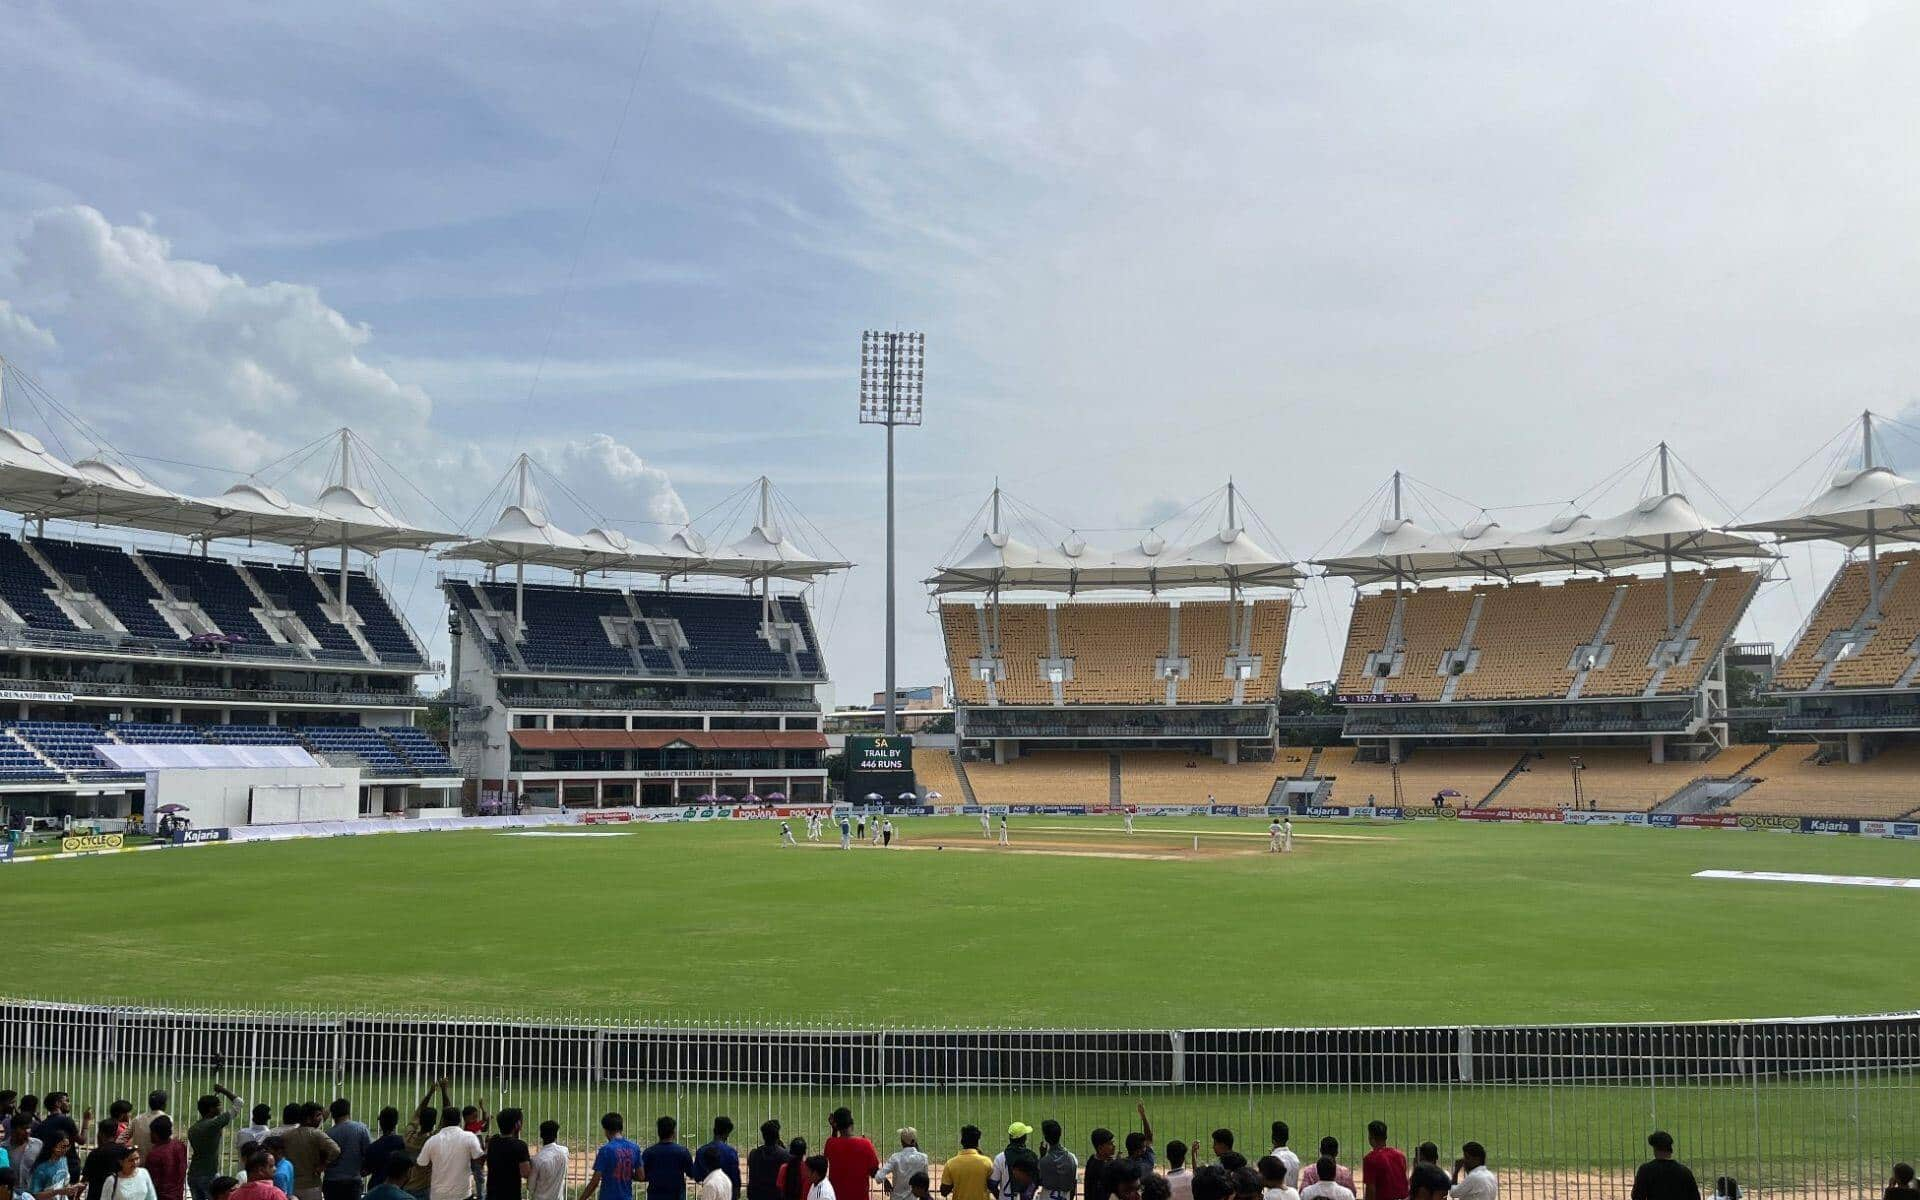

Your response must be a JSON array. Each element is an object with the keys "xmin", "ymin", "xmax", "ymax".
[{"xmin": 1632, "ymin": 1131, "xmax": 1700, "ymax": 1200}]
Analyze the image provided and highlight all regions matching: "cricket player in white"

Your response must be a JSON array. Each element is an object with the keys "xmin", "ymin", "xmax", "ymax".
[
  {"xmin": 1282, "ymin": 816, "xmax": 1294, "ymax": 852},
  {"xmin": 1124, "ymin": 807, "xmax": 1135, "ymax": 834},
  {"xmin": 871, "ymin": 815, "xmax": 884, "ymax": 846},
  {"xmin": 980, "ymin": 811, "xmax": 992, "ymax": 839},
  {"xmin": 998, "ymin": 812, "xmax": 1010, "ymax": 845},
  {"xmin": 780, "ymin": 820, "xmax": 797, "ymax": 847},
  {"xmin": 1268, "ymin": 818, "xmax": 1282, "ymax": 853}
]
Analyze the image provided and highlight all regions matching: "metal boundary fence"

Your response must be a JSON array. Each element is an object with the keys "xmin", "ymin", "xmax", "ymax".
[{"xmin": 2, "ymin": 1001, "xmax": 1914, "ymax": 1200}]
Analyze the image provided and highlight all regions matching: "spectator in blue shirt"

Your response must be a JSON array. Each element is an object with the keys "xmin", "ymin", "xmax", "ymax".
[
  {"xmin": 580, "ymin": 1116, "xmax": 643, "ymax": 1200},
  {"xmin": 697, "ymin": 1120, "xmax": 740, "ymax": 1200},
  {"xmin": 640, "ymin": 1119, "xmax": 695, "ymax": 1200}
]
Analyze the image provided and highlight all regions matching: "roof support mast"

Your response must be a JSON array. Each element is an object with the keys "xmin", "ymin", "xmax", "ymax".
[
  {"xmin": 336, "ymin": 429, "xmax": 353, "ymax": 613},
  {"xmin": 1863, "ymin": 410, "xmax": 1882, "ymax": 620},
  {"xmin": 514, "ymin": 453, "xmax": 530, "ymax": 632},
  {"xmin": 1659, "ymin": 441, "xmax": 1675, "ymax": 637}
]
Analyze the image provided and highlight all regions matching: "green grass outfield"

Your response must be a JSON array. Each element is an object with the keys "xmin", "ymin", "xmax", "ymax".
[{"xmin": 4, "ymin": 815, "xmax": 1918, "ymax": 1025}]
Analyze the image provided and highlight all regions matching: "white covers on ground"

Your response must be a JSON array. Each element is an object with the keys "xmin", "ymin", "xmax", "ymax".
[{"xmin": 95, "ymin": 743, "xmax": 320, "ymax": 771}]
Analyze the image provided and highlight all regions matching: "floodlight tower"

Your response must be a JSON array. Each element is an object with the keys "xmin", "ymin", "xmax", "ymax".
[{"xmin": 859, "ymin": 330, "xmax": 925, "ymax": 736}]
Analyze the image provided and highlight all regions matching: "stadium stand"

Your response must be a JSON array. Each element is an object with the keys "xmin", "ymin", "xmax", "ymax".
[
  {"xmin": 1057, "ymin": 604, "xmax": 1164, "ymax": 704},
  {"xmin": 244, "ymin": 561, "xmax": 363, "ymax": 657},
  {"xmin": 339, "ymin": 570, "xmax": 427, "ymax": 664},
  {"xmin": 1495, "ymin": 745, "xmax": 1768, "ymax": 811},
  {"xmin": 942, "ymin": 598, "xmax": 1290, "ymax": 707},
  {"xmin": 206, "ymin": 724, "xmax": 305, "ymax": 746},
  {"xmin": 910, "ymin": 748, "xmax": 968, "ymax": 804},
  {"xmin": 385, "ymin": 725, "xmax": 457, "ymax": 773},
  {"xmin": 987, "ymin": 603, "xmax": 1054, "ymax": 704},
  {"xmin": 1769, "ymin": 550, "xmax": 1920, "ymax": 692},
  {"xmin": 139, "ymin": 548, "xmax": 283, "ymax": 646},
  {"xmin": 9, "ymin": 721, "xmax": 130, "ymax": 780},
  {"xmin": 31, "ymin": 536, "xmax": 178, "ymax": 640},
  {"xmin": 942, "ymin": 604, "xmax": 990, "ymax": 705},
  {"xmin": 1312, "ymin": 745, "xmax": 1520, "ymax": 807},
  {"xmin": 1727, "ymin": 742, "xmax": 1920, "ymax": 818},
  {"xmin": 0, "ymin": 532, "xmax": 78, "ymax": 631},
  {"xmin": 481, "ymin": 582, "xmax": 637, "ymax": 673},
  {"xmin": 1116, "ymin": 750, "xmax": 1276, "ymax": 806},
  {"xmin": 111, "ymin": 722, "xmax": 210, "ymax": 743},
  {"xmin": 1337, "ymin": 570, "xmax": 1759, "ymax": 703},
  {"xmin": 646, "ymin": 590, "xmax": 801, "ymax": 677},
  {"xmin": 963, "ymin": 750, "xmax": 1112, "ymax": 806}
]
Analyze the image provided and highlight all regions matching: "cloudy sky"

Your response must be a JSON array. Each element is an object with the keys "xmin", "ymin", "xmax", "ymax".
[{"xmin": 3, "ymin": 1, "xmax": 1919, "ymax": 697}]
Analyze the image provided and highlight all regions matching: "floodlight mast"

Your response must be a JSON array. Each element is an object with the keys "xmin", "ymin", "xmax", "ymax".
[{"xmin": 859, "ymin": 331, "xmax": 925, "ymax": 736}]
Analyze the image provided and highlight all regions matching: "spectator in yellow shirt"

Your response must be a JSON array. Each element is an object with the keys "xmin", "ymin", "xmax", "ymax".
[{"xmin": 940, "ymin": 1130, "xmax": 993, "ymax": 1200}]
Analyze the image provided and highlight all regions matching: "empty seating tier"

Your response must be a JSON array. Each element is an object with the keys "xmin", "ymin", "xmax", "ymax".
[
  {"xmin": 1336, "ymin": 570, "xmax": 1759, "ymax": 703},
  {"xmin": 0, "ymin": 534, "xmax": 77, "ymax": 631},
  {"xmin": 139, "ymin": 549, "xmax": 282, "ymax": 645},
  {"xmin": 449, "ymin": 580, "xmax": 825, "ymax": 679},
  {"xmin": 1117, "ymin": 750, "xmax": 1276, "ymax": 806},
  {"xmin": 1775, "ymin": 551, "xmax": 1920, "ymax": 693},
  {"xmin": 963, "ymin": 750, "xmax": 1112, "ymax": 806},
  {"xmin": 1728, "ymin": 744, "xmax": 1920, "ymax": 818},
  {"xmin": 32, "ymin": 536, "xmax": 177, "ymax": 640},
  {"xmin": 940, "ymin": 598, "xmax": 1290, "ymax": 707}
]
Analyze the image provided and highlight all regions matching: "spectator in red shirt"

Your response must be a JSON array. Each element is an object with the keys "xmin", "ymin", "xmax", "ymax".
[
  {"xmin": 823, "ymin": 1110, "xmax": 878, "ymax": 1200},
  {"xmin": 231, "ymin": 1150, "xmax": 289, "ymax": 1200},
  {"xmin": 1358, "ymin": 1124, "xmax": 1405, "ymax": 1200},
  {"xmin": 146, "ymin": 1119, "xmax": 189, "ymax": 1200}
]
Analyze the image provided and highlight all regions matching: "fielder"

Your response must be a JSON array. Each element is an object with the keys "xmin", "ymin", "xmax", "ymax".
[
  {"xmin": 1282, "ymin": 815, "xmax": 1294, "ymax": 852},
  {"xmin": 1268, "ymin": 818, "xmax": 1283, "ymax": 853},
  {"xmin": 998, "ymin": 811, "xmax": 1010, "ymax": 845},
  {"xmin": 870, "ymin": 815, "xmax": 884, "ymax": 846},
  {"xmin": 980, "ymin": 811, "xmax": 992, "ymax": 839},
  {"xmin": 780, "ymin": 819, "xmax": 796, "ymax": 847},
  {"xmin": 839, "ymin": 814, "xmax": 852, "ymax": 849},
  {"xmin": 1123, "ymin": 807, "xmax": 1135, "ymax": 835}
]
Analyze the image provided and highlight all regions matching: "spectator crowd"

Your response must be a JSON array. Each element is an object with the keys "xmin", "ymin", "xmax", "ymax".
[{"xmin": 0, "ymin": 1089, "xmax": 1913, "ymax": 1200}]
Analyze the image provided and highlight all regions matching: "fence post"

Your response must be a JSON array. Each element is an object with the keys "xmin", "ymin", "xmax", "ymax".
[
  {"xmin": 1455, "ymin": 1026, "xmax": 1472, "ymax": 1083},
  {"xmin": 1170, "ymin": 1030, "xmax": 1185, "ymax": 1086}
]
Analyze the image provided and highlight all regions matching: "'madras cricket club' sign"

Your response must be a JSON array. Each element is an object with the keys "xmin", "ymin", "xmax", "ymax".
[{"xmin": 846, "ymin": 735, "xmax": 916, "ymax": 803}]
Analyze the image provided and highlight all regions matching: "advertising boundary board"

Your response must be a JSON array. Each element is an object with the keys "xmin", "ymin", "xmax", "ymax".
[{"xmin": 5, "ymin": 803, "xmax": 1917, "ymax": 866}]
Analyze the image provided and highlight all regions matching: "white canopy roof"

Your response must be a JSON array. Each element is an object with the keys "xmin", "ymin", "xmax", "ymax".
[
  {"xmin": 1318, "ymin": 493, "xmax": 1769, "ymax": 586},
  {"xmin": 1730, "ymin": 465, "xmax": 1920, "ymax": 548},
  {"xmin": 0, "ymin": 425, "xmax": 448, "ymax": 552},
  {"xmin": 706, "ymin": 520, "xmax": 852, "ymax": 582},
  {"xmin": 927, "ymin": 525, "xmax": 1302, "ymax": 594},
  {"xmin": 439, "ymin": 503, "xmax": 595, "ymax": 570},
  {"xmin": 309, "ymin": 483, "xmax": 450, "ymax": 552}
]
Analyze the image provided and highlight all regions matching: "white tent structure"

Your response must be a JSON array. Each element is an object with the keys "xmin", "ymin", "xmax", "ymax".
[
  {"xmin": 1732, "ymin": 412, "xmax": 1920, "ymax": 618},
  {"xmin": 927, "ymin": 482, "xmax": 1301, "ymax": 595},
  {"xmin": 438, "ymin": 455, "xmax": 597, "ymax": 629},
  {"xmin": 927, "ymin": 483, "xmax": 1302, "ymax": 690},
  {"xmin": 1317, "ymin": 450, "xmax": 1770, "ymax": 636}
]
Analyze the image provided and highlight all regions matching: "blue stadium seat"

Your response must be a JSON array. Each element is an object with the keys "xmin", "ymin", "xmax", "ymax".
[
  {"xmin": 385, "ymin": 726, "xmax": 455, "ymax": 773},
  {"xmin": 0, "ymin": 533, "xmax": 78, "ymax": 631},
  {"xmin": 31, "ymin": 537, "xmax": 178, "ymax": 640},
  {"xmin": 478, "ymin": 582, "xmax": 637, "ymax": 673},
  {"xmin": 243, "ymin": 562, "xmax": 365, "ymax": 659},
  {"xmin": 343, "ymin": 571, "xmax": 426, "ymax": 664},
  {"xmin": 139, "ymin": 549, "xmax": 284, "ymax": 646}
]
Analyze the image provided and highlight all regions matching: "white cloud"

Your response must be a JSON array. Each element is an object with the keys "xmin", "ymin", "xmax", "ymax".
[
  {"xmin": 539, "ymin": 432, "xmax": 689, "ymax": 527},
  {"xmin": 0, "ymin": 299, "xmax": 55, "ymax": 354}
]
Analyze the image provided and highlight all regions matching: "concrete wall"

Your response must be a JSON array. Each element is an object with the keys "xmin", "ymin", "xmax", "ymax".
[{"xmin": 149, "ymin": 766, "xmax": 361, "ymax": 828}]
